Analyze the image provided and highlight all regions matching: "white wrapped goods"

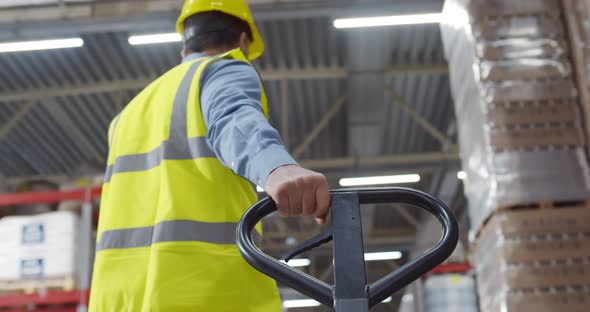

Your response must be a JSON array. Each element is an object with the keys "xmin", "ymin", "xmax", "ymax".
[{"xmin": 0, "ymin": 211, "xmax": 79, "ymax": 280}]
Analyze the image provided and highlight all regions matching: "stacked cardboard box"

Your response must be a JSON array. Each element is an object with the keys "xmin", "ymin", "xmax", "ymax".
[
  {"xmin": 441, "ymin": 0, "xmax": 590, "ymax": 235},
  {"xmin": 472, "ymin": 205, "xmax": 590, "ymax": 312},
  {"xmin": 442, "ymin": 0, "xmax": 590, "ymax": 311}
]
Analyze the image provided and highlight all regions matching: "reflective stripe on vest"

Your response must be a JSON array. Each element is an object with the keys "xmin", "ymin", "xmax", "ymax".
[
  {"xmin": 97, "ymin": 220, "xmax": 261, "ymax": 251},
  {"xmin": 104, "ymin": 136, "xmax": 214, "ymax": 183}
]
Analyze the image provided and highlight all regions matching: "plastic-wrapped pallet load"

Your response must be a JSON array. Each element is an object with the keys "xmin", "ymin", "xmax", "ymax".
[
  {"xmin": 424, "ymin": 274, "xmax": 478, "ymax": 312},
  {"xmin": 0, "ymin": 211, "xmax": 79, "ymax": 282},
  {"xmin": 441, "ymin": 0, "xmax": 590, "ymax": 235},
  {"xmin": 562, "ymin": 0, "xmax": 590, "ymax": 158},
  {"xmin": 441, "ymin": 0, "xmax": 590, "ymax": 311}
]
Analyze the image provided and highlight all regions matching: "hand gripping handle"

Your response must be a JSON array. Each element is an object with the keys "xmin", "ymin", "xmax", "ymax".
[{"xmin": 236, "ymin": 188, "xmax": 459, "ymax": 308}]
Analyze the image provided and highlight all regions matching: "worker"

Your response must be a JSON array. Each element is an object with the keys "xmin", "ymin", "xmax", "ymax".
[{"xmin": 89, "ymin": 0, "xmax": 330, "ymax": 311}]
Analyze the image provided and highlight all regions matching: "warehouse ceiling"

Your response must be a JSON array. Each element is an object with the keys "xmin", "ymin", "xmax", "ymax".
[{"xmin": 0, "ymin": 1, "xmax": 465, "ymax": 310}]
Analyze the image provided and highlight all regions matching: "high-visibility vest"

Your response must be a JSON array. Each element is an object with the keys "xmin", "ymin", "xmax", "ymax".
[{"xmin": 89, "ymin": 48, "xmax": 281, "ymax": 312}]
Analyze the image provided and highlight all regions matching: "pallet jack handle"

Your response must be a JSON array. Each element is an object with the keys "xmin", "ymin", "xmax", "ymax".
[{"xmin": 237, "ymin": 188, "xmax": 459, "ymax": 311}]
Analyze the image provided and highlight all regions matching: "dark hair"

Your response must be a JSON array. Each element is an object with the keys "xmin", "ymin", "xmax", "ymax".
[{"xmin": 183, "ymin": 11, "xmax": 252, "ymax": 54}]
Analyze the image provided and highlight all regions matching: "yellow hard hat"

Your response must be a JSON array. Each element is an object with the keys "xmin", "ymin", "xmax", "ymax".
[{"xmin": 177, "ymin": 0, "xmax": 265, "ymax": 60}]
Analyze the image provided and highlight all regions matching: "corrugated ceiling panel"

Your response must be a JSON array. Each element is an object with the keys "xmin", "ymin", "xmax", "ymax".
[{"xmin": 0, "ymin": 16, "xmax": 454, "ymax": 177}]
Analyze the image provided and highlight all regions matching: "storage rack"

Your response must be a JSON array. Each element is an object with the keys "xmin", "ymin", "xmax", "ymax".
[{"xmin": 0, "ymin": 187, "xmax": 101, "ymax": 312}]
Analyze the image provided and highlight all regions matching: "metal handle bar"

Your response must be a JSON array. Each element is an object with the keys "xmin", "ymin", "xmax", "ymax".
[{"xmin": 236, "ymin": 187, "xmax": 459, "ymax": 308}]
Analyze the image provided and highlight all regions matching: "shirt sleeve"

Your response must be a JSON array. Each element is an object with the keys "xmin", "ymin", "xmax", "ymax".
[{"xmin": 200, "ymin": 59, "xmax": 298, "ymax": 187}]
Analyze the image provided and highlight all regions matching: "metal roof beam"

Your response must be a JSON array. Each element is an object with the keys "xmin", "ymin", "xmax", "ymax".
[
  {"xmin": 263, "ymin": 66, "xmax": 449, "ymax": 80},
  {"xmin": 0, "ymin": 65, "xmax": 447, "ymax": 103},
  {"xmin": 0, "ymin": 100, "xmax": 34, "ymax": 140},
  {"xmin": 0, "ymin": 69, "xmax": 342, "ymax": 103},
  {"xmin": 42, "ymin": 99, "xmax": 105, "ymax": 163},
  {"xmin": 292, "ymin": 96, "xmax": 346, "ymax": 159},
  {"xmin": 385, "ymin": 86, "xmax": 455, "ymax": 150},
  {"xmin": 261, "ymin": 67, "xmax": 348, "ymax": 80},
  {"xmin": 387, "ymin": 64, "xmax": 448, "ymax": 75},
  {"xmin": 1, "ymin": 151, "xmax": 460, "ymax": 181},
  {"xmin": 0, "ymin": 79, "xmax": 151, "ymax": 103},
  {"xmin": 299, "ymin": 152, "xmax": 460, "ymax": 171}
]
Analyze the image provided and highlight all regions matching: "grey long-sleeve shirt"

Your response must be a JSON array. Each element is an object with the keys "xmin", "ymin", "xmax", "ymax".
[{"xmin": 183, "ymin": 53, "xmax": 297, "ymax": 188}]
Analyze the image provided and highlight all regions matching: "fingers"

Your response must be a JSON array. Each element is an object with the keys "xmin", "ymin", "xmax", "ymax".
[
  {"xmin": 302, "ymin": 182, "xmax": 317, "ymax": 216},
  {"xmin": 314, "ymin": 178, "xmax": 330, "ymax": 224},
  {"xmin": 264, "ymin": 165, "xmax": 330, "ymax": 221},
  {"xmin": 276, "ymin": 190, "xmax": 290, "ymax": 217},
  {"xmin": 315, "ymin": 213, "xmax": 328, "ymax": 225},
  {"xmin": 289, "ymin": 178, "xmax": 303, "ymax": 216}
]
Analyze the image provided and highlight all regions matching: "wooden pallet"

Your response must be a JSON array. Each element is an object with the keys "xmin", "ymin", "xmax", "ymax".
[
  {"xmin": 497, "ymin": 198, "xmax": 590, "ymax": 211},
  {"xmin": 489, "ymin": 125, "xmax": 585, "ymax": 152},
  {"xmin": 0, "ymin": 275, "xmax": 76, "ymax": 295}
]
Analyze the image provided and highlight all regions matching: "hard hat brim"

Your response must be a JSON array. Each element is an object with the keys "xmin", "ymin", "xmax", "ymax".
[{"xmin": 247, "ymin": 21, "xmax": 264, "ymax": 60}]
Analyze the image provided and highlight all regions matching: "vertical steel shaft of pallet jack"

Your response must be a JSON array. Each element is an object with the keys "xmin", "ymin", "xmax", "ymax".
[{"xmin": 331, "ymin": 192, "xmax": 369, "ymax": 312}]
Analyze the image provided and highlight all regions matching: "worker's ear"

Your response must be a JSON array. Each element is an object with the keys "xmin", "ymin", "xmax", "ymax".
[
  {"xmin": 239, "ymin": 32, "xmax": 250, "ymax": 59},
  {"xmin": 180, "ymin": 46, "xmax": 187, "ymax": 59}
]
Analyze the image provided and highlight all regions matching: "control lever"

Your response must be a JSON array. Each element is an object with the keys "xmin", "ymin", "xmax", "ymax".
[{"xmin": 284, "ymin": 228, "xmax": 332, "ymax": 262}]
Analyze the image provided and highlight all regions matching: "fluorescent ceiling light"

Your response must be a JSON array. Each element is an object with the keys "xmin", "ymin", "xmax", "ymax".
[
  {"xmin": 457, "ymin": 171, "xmax": 466, "ymax": 180},
  {"xmin": 283, "ymin": 297, "xmax": 392, "ymax": 308},
  {"xmin": 364, "ymin": 251, "xmax": 403, "ymax": 261},
  {"xmin": 339, "ymin": 174, "xmax": 420, "ymax": 187},
  {"xmin": 334, "ymin": 13, "xmax": 442, "ymax": 29},
  {"xmin": 129, "ymin": 33, "xmax": 181, "ymax": 45},
  {"xmin": 280, "ymin": 258, "xmax": 311, "ymax": 267},
  {"xmin": 0, "ymin": 38, "xmax": 83, "ymax": 53}
]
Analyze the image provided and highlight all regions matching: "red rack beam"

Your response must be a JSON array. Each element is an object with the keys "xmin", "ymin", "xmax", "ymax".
[
  {"xmin": 0, "ymin": 188, "xmax": 101, "ymax": 207},
  {"xmin": 0, "ymin": 290, "xmax": 87, "ymax": 308},
  {"xmin": 3, "ymin": 307, "xmax": 77, "ymax": 312},
  {"xmin": 429, "ymin": 263, "xmax": 473, "ymax": 275}
]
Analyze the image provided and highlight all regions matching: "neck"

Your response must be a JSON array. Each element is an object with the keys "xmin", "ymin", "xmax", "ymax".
[{"xmin": 201, "ymin": 47, "xmax": 237, "ymax": 56}]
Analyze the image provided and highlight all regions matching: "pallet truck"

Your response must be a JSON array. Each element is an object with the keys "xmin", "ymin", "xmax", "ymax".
[{"xmin": 237, "ymin": 187, "xmax": 459, "ymax": 311}]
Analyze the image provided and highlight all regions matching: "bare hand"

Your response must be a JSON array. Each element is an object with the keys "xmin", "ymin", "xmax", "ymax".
[{"xmin": 265, "ymin": 165, "xmax": 330, "ymax": 224}]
